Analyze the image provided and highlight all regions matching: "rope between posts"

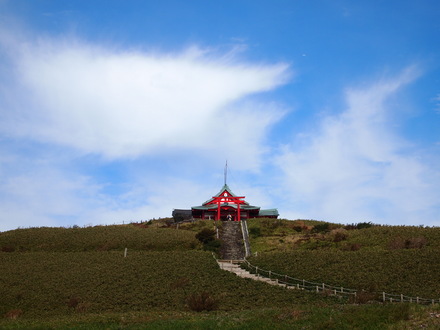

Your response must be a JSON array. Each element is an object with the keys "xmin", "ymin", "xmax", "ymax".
[{"xmin": 241, "ymin": 259, "xmax": 439, "ymax": 305}]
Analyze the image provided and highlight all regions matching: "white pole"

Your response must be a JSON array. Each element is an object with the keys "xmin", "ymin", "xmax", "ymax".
[{"xmin": 124, "ymin": 247, "xmax": 127, "ymax": 258}]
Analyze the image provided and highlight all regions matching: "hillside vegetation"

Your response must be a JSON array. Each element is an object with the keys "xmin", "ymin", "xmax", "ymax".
[
  {"xmin": 0, "ymin": 224, "xmax": 200, "ymax": 252},
  {"xmin": 247, "ymin": 219, "xmax": 440, "ymax": 299},
  {"xmin": 1, "ymin": 219, "xmax": 439, "ymax": 329},
  {"xmin": 247, "ymin": 218, "xmax": 440, "ymax": 252}
]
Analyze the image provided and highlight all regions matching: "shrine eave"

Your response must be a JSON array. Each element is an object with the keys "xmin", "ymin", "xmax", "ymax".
[
  {"xmin": 174, "ymin": 182, "xmax": 279, "ymax": 221},
  {"xmin": 258, "ymin": 208, "xmax": 279, "ymax": 217},
  {"xmin": 192, "ymin": 204, "xmax": 260, "ymax": 211},
  {"xmin": 201, "ymin": 184, "xmax": 249, "ymax": 205}
]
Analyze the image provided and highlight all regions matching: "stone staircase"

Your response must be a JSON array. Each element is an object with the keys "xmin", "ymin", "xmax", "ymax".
[
  {"xmin": 217, "ymin": 261, "xmax": 288, "ymax": 288},
  {"xmin": 219, "ymin": 221, "xmax": 245, "ymax": 260}
]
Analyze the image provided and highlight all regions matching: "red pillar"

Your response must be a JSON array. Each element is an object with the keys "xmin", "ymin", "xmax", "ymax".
[
  {"xmin": 237, "ymin": 204, "xmax": 241, "ymax": 221},
  {"xmin": 217, "ymin": 202, "xmax": 221, "ymax": 221}
]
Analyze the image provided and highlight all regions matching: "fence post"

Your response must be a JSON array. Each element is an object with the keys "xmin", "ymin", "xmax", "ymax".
[
  {"xmin": 124, "ymin": 247, "xmax": 127, "ymax": 258},
  {"xmin": 401, "ymin": 294, "xmax": 403, "ymax": 303},
  {"xmin": 383, "ymin": 292, "xmax": 385, "ymax": 302},
  {"xmin": 341, "ymin": 287, "xmax": 344, "ymax": 293},
  {"xmin": 316, "ymin": 286, "xmax": 319, "ymax": 293},
  {"xmin": 269, "ymin": 271, "xmax": 271, "ymax": 279},
  {"xmin": 416, "ymin": 297, "xmax": 419, "ymax": 304},
  {"xmin": 322, "ymin": 283, "xmax": 325, "ymax": 290},
  {"xmin": 256, "ymin": 266, "xmax": 258, "ymax": 277}
]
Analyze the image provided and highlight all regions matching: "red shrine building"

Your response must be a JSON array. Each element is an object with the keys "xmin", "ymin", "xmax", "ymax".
[{"xmin": 173, "ymin": 184, "xmax": 279, "ymax": 221}]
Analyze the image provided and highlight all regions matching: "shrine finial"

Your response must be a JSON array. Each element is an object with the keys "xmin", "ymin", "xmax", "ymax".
[{"xmin": 224, "ymin": 160, "xmax": 228, "ymax": 185}]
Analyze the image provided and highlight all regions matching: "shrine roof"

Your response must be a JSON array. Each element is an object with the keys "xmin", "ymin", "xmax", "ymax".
[
  {"xmin": 258, "ymin": 208, "xmax": 279, "ymax": 217},
  {"xmin": 192, "ymin": 203, "xmax": 260, "ymax": 211},
  {"xmin": 214, "ymin": 184, "xmax": 237, "ymax": 197},
  {"xmin": 201, "ymin": 184, "xmax": 250, "ymax": 206}
]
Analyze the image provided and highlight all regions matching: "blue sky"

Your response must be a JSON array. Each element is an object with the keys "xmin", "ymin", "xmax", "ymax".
[{"xmin": 0, "ymin": 0, "xmax": 439, "ymax": 231}]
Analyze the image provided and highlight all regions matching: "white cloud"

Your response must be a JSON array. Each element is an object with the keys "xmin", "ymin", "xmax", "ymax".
[
  {"xmin": 0, "ymin": 35, "xmax": 289, "ymax": 170},
  {"xmin": 0, "ymin": 164, "xmax": 96, "ymax": 231},
  {"xmin": 0, "ymin": 145, "xmax": 213, "ymax": 231},
  {"xmin": 0, "ymin": 32, "xmax": 292, "ymax": 231},
  {"xmin": 276, "ymin": 68, "xmax": 440, "ymax": 225}
]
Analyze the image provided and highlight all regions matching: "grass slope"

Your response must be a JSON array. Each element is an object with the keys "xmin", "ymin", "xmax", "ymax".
[
  {"xmin": 247, "ymin": 219, "xmax": 440, "ymax": 299},
  {"xmin": 1, "ymin": 220, "xmax": 439, "ymax": 329},
  {"xmin": 247, "ymin": 249, "xmax": 439, "ymax": 298},
  {"xmin": 0, "ymin": 225, "xmax": 200, "ymax": 252},
  {"xmin": 0, "ymin": 250, "xmax": 330, "ymax": 318}
]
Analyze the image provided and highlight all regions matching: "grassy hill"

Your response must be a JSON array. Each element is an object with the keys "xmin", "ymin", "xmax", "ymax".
[
  {"xmin": 1, "ymin": 219, "xmax": 439, "ymax": 329},
  {"xmin": 0, "ymin": 224, "xmax": 200, "ymax": 252},
  {"xmin": 246, "ymin": 219, "xmax": 440, "ymax": 299}
]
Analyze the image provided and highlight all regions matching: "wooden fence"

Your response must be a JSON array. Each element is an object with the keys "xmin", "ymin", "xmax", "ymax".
[{"xmin": 241, "ymin": 259, "xmax": 439, "ymax": 305}]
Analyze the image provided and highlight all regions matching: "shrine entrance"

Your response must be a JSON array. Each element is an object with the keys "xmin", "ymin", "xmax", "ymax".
[
  {"xmin": 189, "ymin": 183, "xmax": 278, "ymax": 221},
  {"xmin": 210, "ymin": 195, "xmax": 246, "ymax": 221}
]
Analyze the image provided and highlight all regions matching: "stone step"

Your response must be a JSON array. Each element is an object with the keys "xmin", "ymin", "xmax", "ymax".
[
  {"xmin": 219, "ymin": 221, "xmax": 245, "ymax": 260},
  {"xmin": 217, "ymin": 261, "xmax": 289, "ymax": 288}
]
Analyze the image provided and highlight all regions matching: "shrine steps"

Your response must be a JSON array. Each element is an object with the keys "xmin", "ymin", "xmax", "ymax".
[
  {"xmin": 219, "ymin": 221, "xmax": 245, "ymax": 260},
  {"xmin": 217, "ymin": 261, "xmax": 288, "ymax": 288}
]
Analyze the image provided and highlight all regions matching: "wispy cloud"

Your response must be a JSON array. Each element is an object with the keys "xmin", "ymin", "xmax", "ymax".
[
  {"xmin": 0, "ymin": 34, "xmax": 290, "ymax": 169},
  {"xmin": 0, "ymin": 139, "xmax": 227, "ymax": 231},
  {"xmin": 0, "ymin": 154, "xmax": 99, "ymax": 230},
  {"xmin": 0, "ymin": 32, "xmax": 291, "ymax": 231},
  {"xmin": 276, "ymin": 67, "xmax": 440, "ymax": 225}
]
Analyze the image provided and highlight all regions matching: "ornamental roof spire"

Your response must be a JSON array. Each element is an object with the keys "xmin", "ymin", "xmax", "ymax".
[{"xmin": 224, "ymin": 160, "xmax": 228, "ymax": 186}]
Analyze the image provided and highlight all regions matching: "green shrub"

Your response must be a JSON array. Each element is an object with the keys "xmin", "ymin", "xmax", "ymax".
[
  {"xmin": 340, "ymin": 242, "xmax": 361, "ymax": 251},
  {"xmin": 356, "ymin": 222, "xmax": 374, "ymax": 230},
  {"xmin": 349, "ymin": 290, "xmax": 377, "ymax": 304},
  {"xmin": 4, "ymin": 309, "xmax": 23, "ymax": 320},
  {"xmin": 328, "ymin": 229, "xmax": 348, "ymax": 243},
  {"xmin": 204, "ymin": 239, "xmax": 221, "ymax": 252},
  {"xmin": 312, "ymin": 223, "xmax": 330, "ymax": 233},
  {"xmin": 249, "ymin": 227, "xmax": 261, "ymax": 238},
  {"xmin": 388, "ymin": 236, "xmax": 428, "ymax": 250},
  {"xmin": 195, "ymin": 228, "xmax": 216, "ymax": 244},
  {"xmin": 301, "ymin": 239, "xmax": 333, "ymax": 250},
  {"xmin": 186, "ymin": 292, "xmax": 219, "ymax": 312},
  {"xmin": 66, "ymin": 296, "xmax": 80, "ymax": 309},
  {"xmin": 1, "ymin": 246, "xmax": 15, "ymax": 252},
  {"xmin": 195, "ymin": 228, "xmax": 220, "ymax": 253}
]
